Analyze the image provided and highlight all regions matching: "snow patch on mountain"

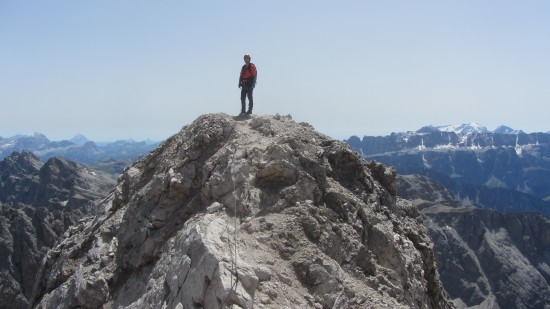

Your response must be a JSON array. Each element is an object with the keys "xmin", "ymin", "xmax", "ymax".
[
  {"xmin": 435, "ymin": 122, "xmax": 489, "ymax": 135},
  {"xmin": 414, "ymin": 123, "xmax": 532, "ymax": 135}
]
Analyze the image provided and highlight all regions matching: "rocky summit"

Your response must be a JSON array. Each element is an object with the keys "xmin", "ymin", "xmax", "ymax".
[{"xmin": 31, "ymin": 113, "xmax": 453, "ymax": 309}]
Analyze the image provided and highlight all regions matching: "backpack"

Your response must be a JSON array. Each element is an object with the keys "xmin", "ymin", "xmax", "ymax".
[{"xmin": 241, "ymin": 64, "xmax": 257, "ymax": 87}]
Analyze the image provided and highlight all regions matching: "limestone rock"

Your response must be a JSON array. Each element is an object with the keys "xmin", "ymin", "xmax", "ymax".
[{"xmin": 31, "ymin": 113, "xmax": 454, "ymax": 308}]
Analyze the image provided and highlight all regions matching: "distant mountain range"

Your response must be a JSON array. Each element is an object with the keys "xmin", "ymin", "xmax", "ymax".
[
  {"xmin": 349, "ymin": 123, "xmax": 550, "ymax": 155},
  {"xmin": 0, "ymin": 133, "xmax": 160, "ymax": 175},
  {"xmin": 2, "ymin": 118, "xmax": 548, "ymax": 309},
  {"xmin": 425, "ymin": 122, "xmax": 525, "ymax": 135},
  {"xmin": 347, "ymin": 123, "xmax": 550, "ymax": 216},
  {"xmin": 406, "ymin": 122, "xmax": 541, "ymax": 135}
]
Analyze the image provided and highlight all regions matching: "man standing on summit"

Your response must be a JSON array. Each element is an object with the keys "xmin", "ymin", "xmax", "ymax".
[{"xmin": 238, "ymin": 53, "xmax": 257, "ymax": 115}]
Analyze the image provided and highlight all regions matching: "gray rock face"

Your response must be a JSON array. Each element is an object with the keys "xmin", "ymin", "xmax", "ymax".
[
  {"xmin": 425, "ymin": 207, "xmax": 550, "ymax": 309},
  {"xmin": 31, "ymin": 113, "xmax": 454, "ymax": 309},
  {"xmin": 0, "ymin": 151, "xmax": 43, "ymax": 205},
  {"xmin": 397, "ymin": 174, "xmax": 460, "ymax": 208},
  {"xmin": 0, "ymin": 205, "xmax": 67, "ymax": 309},
  {"xmin": 398, "ymin": 175, "xmax": 550, "ymax": 308},
  {"xmin": 0, "ymin": 152, "xmax": 116, "ymax": 309},
  {"xmin": 1, "ymin": 151, "xmax": 115, "ymax": 210}
]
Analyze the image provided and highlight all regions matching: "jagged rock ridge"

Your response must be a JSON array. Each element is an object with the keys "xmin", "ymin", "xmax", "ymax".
[
  {"xmin": 0, "ymin": 151, "xmax": 116, "ymax": 309},
  {"xmin": 0, "ymin": 134, "xmax": 159, "ymax": 176},
  {"xmin": 31, "ymin": 113, "xmax": 454, "ymax": 309}
]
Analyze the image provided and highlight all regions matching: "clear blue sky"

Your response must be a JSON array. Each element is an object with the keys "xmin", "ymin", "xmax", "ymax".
[{"xmin": 1, "ymin": 1, "xmax": 549, "ymax": 141}]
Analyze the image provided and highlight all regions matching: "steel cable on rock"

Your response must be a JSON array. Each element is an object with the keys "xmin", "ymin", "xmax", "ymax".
[{"xmin": 219, "ymin": 144, "xmax": 240, "ymax": 309}]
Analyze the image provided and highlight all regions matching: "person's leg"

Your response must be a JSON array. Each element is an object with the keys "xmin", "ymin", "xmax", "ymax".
[
  {"xmin": 240, "ymin": 88, "xmax": 247, "ymax": 113},
  {"xmin": 246, "ymin": 88, "xmax": 254, "ymax": 114}
]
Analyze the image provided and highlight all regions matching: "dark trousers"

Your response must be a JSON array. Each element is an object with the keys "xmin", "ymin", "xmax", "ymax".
[{"xmin": 240, "ymin": 87, "xmax": 253, "ymax": 112}]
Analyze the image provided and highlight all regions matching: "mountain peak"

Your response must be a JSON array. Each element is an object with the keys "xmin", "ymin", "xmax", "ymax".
[
  {"xmin": 493, "ymin": 125, "xmax": 525, "ymax": 134},
  {"xmin": 0, "ymin": 150, "xmax": 44, "ymax": 177},
  {"xmin": 69, "ymin": 133, "xmax": 89, "ymax": 145},
  {"xmin": 416, "ymin": 125, "xmax": 441, "ymax": 134},
  {"xmin": 493, "ymin": 125, "xmax": 512, "ymax": 133},
  {"xmin": 32, "ymin": 113, "xmax": 452, "ymax": 309}
]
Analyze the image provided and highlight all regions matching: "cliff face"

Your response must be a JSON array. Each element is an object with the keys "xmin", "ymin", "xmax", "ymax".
[
  {"xmin": 347, "ymin": 130, "xmax": 550, "ymax": 216},
  {"xmin": 398, "ymin": 175, "xmax": 550, "ymax": 309},
  {"xmin": 31, "ymin": 114, "xmax": 454, "ymax": 309},
  {"xmin": 0, "ymin": 152, "xmax": 115, "ymax": 309},
  {"xmin": 0, "ymin": 205, "xmax": 74, "ymax": 308},
  {"xmin": 424, "ymin": 207, "xmax": 550, "ymax": 309},
  {"xmin": 0, "ymin": 151, "xmax": 43, "ymax": 205}
]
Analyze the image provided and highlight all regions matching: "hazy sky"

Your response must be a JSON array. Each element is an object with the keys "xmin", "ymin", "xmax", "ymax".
[{"xmin": 1, "ymin": 1, "xmax": 549, "ymax": 141}]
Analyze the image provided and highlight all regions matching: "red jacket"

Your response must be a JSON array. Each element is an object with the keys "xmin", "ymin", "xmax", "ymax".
[{"xmin": 239, "ymin": 63, "xmax": 257, "ymax": 88}]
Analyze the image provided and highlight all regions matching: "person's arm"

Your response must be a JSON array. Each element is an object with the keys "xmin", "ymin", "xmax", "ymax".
[{"xmin": 238, "ymin": 67, "xmax": 243, "ymax": 87}]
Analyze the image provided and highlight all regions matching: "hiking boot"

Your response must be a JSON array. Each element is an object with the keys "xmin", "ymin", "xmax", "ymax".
[{"xmin": 246, "ymin": 110, "xmax": 252, "ymax": 115}]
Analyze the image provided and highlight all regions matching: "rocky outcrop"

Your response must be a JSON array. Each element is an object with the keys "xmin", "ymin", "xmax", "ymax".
[
  {"xmin": 398, "ymin": 175, "xmax": 550, "ymax": 308},
  {"xmin": 0, "ymin": 152, "xmax": 116, "ymax": 309},
  {"xmin": 31, "ymin": 113, "xmax": 454, "ymax": 309}
]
